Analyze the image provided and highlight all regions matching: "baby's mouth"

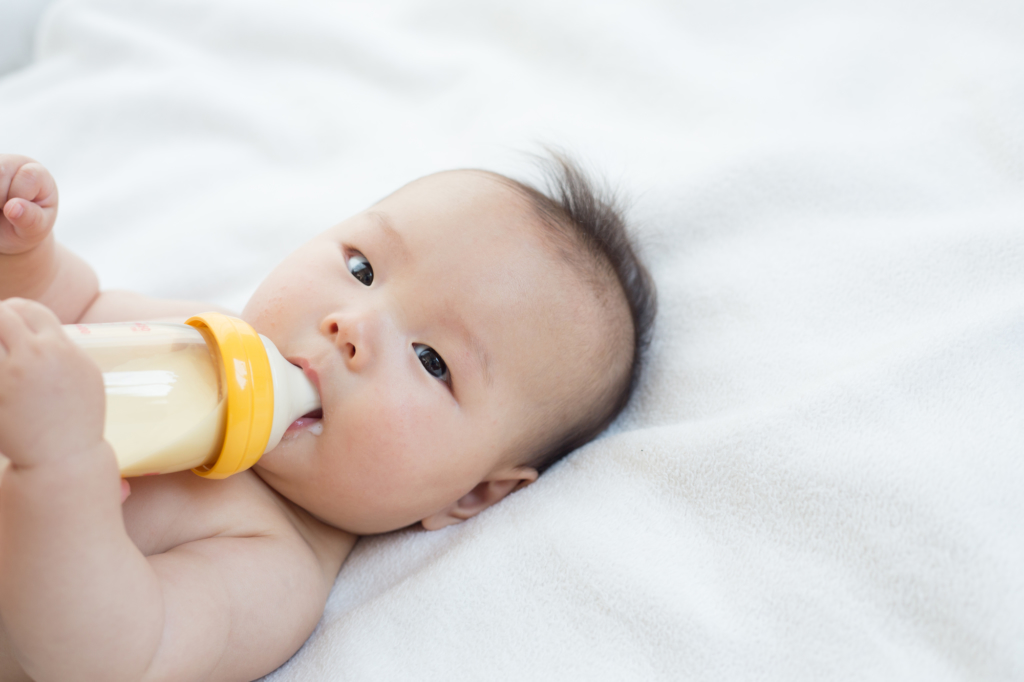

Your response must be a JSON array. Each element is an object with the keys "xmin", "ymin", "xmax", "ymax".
[{"xmin": 285, "ymin": 408, "xmax": 323, "ymax": 434}]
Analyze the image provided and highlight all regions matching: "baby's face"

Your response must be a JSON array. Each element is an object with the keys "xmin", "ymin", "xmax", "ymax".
[{"xmin": 243, "ymin": 171, "xmax": 590, "ymax": 534}]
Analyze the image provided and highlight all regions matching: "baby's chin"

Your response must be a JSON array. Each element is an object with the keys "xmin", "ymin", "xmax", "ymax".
[
  {"xmin": 249, "ymin": 454, "xmax": 324, "ymax": 521},
  {"xmin": 250, "ymin": 418, "xmax": 316, "ymax": 485}
]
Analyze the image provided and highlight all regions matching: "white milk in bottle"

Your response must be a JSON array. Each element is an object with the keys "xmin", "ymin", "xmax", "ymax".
[{"xmin": 64, "ymin": 314, "xmax": 320, "ymax": 479}]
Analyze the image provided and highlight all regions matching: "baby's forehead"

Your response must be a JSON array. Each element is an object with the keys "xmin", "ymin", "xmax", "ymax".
[
  {"xmin": 375, "ymin": 169, "xmax": 532, "ymax": 224},
  {"xmin": 374, "ymin": 172, "xmax": 604, "ymax": 340},
  {"xmin": 363, "ymin": 171, "xmax": 554, "ymax": 270},
  {"xmin": 369, "ymin": 170, "xmax": 614, "ymax": 324}
]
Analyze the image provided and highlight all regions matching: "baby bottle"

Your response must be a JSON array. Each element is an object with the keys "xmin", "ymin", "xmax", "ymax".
[{"xmin": 63, "ymin": 313, "xmax": 320, "ymax": 479}]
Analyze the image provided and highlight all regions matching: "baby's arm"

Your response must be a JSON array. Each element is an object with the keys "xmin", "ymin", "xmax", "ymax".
[
  {"xmin": 1, "ymin": 155, "xmax": 232, "ymax": 323},
  {"xmin": 0, "ymin": 155, "xmax": 97, "ymax": 322},
  {"xmin": 0, "ymin": 299, "xmax": 334, "ymax": 681}
]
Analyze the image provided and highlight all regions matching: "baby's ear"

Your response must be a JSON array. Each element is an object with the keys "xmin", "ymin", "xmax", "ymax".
[{"xmin": 421, "ymin": 467, "xmax": 538, "ymax": 531}]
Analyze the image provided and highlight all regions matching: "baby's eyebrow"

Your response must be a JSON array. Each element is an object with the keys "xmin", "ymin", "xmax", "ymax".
[
  {"xmin": 451, "ymin": 313, "xmax": 492, "ymax": 389},
  {"xmin": 435, "ymin": 306, "xmax": 492, "ymax": 390},
  {"xmin": 367, "ymin": 211, "xmax": 410, "ymax": 262}
]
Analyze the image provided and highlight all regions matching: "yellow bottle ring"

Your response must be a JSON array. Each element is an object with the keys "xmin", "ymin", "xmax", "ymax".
[{"xmin": 185, "ymin": 313, "xmax": 274, "ymax": 479}]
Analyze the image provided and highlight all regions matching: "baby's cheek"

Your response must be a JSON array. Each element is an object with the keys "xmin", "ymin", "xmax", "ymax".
[
  {"xmin": 358, "ymin": 395, "xmax": 445, "ymax": 472},
  {"xmin": 242, "ymin": 289, "xmax": 289, "ymax": 333}
]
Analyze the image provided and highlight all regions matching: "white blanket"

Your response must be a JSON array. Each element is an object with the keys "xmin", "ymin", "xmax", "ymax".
[{"xmin": 2, "ymin": 0, "xmax": 1022, "ymax": 679}]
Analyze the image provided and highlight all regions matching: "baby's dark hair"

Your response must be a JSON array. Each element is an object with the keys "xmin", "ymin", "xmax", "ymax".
[{"xmin": 497, "ymin": 153, "xmax": 657, "ymax": 474}]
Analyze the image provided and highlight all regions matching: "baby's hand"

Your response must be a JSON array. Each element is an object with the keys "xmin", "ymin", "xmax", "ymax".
[
  {"xmin": 0, "ymin": 154, "xmax": 58, "ymax": 255},
  {"xmin": 0, "ymin": 298, "xmax": 105, "ymax": 469}
]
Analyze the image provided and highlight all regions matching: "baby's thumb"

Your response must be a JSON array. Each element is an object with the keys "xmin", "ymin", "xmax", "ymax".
[
  {"xmin": 1, "ymin": 199, "xmax": 51, "ymax": 252},
  {"xmin": 120, "ymin": 478, "xmax": 131, "ymax": 504}
]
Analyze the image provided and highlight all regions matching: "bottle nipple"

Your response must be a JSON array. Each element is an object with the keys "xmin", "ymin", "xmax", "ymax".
[{"xmin": 260, "ymin": 335, "xmax": 321, "ymax": 453}]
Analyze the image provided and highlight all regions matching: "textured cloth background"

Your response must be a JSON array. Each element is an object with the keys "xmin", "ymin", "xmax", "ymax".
[
  {"xmin": 0, "ymin": 0, "xmax": 55, "ymax": 74},
  {"xmin": 1, "ymin": 0, "xmax": 1022, "ymax": 679}
]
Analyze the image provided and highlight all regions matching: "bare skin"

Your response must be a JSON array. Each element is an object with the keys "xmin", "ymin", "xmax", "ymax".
[
  {"xmin": 0, "ymin": 159, "xmax": 357, "ymax": 682},
  {"xmin": 0, "ymin": 155, "xmax": 622, "ymax": 681}
]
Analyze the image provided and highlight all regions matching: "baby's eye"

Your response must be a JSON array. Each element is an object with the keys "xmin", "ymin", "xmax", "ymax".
[
  {"xmin": 414, "ymin": 344, "xmax": 449, "ymax": 382},
  {"xmin": 347, "ymin": 253, "xmax": 373, "ymax": 286}
]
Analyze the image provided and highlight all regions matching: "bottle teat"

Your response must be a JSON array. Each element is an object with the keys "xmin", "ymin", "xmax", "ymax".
[{"xmin": 260, "ymin": 334, "xmax": 321, "ymax": 453}]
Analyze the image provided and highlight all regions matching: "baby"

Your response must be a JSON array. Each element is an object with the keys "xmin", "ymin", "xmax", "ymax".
[{"xmin": 0, "ymin": 152, "xmax": 655, "ymax": 681}]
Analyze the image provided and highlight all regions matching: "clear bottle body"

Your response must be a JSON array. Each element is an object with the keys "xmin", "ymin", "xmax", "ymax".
[{"xmin": 64, "ymin": 322, "xmax": 227, "ymax": 477}]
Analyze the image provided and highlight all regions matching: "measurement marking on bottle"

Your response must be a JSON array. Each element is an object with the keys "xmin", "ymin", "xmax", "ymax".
[
  {"xmin": 75, "ymin": 324, "xmax": 91, "ymax": 334},
  {"xmin": 130, "ymin": 323, "xmax": 152, "ymax": 332}
]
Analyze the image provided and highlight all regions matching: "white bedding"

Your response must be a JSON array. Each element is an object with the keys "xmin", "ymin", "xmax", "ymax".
[{"xmin": 2, "ymin": 0, "xmax": 1022, "ymax": 679}]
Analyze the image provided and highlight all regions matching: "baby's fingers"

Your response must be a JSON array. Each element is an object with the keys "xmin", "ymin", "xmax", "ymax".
[
  {"xmin": 0, "ymin": 300, "xmax": 31, "ymax": 356},
  {"xmin": 2, "ymin": 198, "xmax": 50, "ymax": 246},
  {"xmin": 8, "ymin": 162, "xmax": 57, "ymax": 209},
  {"xmin": 0, "ymin": 161, "xmax": 57, "ymax": 254},
  {"xmin": 2, "ymin": 297, "xmax": 62, "ymax": 334},
  {"xmin": 0, "ymin": 300, "xmax": 62, "ymax": 359}
]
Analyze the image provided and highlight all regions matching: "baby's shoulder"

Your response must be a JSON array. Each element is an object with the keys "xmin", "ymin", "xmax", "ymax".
[{"xmin": 122, "ymin": 470, "xmax": 356, "ymax": 583}]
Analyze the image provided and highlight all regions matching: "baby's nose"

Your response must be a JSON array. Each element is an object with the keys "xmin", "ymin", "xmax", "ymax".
[{"xmin": 320, "ymin": 311, "xmax": 377, "ymax": 370}]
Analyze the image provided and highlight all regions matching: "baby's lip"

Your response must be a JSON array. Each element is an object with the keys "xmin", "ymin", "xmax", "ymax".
[
  {"xmin": 285, "ymin": 411, "xmax": 322, "ymax": 433},
  {"xmin": 287, "ymin": 356, "xmax": 322, "ymax": 395}
]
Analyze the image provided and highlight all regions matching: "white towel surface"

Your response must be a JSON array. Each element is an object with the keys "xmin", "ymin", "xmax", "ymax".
[{"xmin": 1, "ymin": 0, "xmax": 1022, "ymax": 679}]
